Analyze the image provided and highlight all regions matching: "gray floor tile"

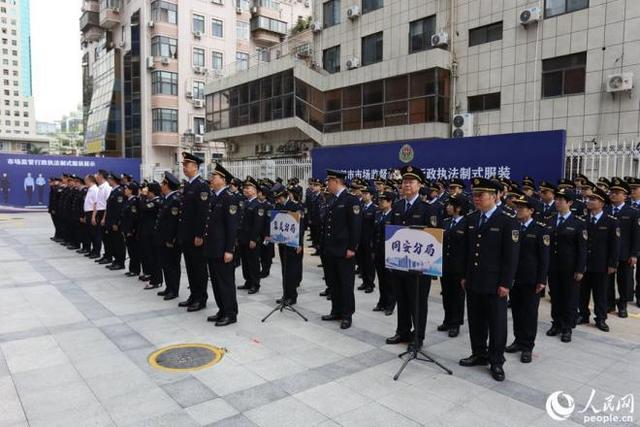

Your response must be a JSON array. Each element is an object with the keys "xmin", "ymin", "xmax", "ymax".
[{"xmin": 161, "ymin": 377, "xmax": 218, "ymax": 408}]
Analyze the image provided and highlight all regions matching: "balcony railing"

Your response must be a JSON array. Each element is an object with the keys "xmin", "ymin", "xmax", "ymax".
[{"xmin": 80, "ymin": 10, "xmax": 100, "ymax": 32}]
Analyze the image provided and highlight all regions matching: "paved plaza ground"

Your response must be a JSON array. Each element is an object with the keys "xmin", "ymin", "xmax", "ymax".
[{"xmin": 0, "ymin": 213, "xmax": 639, "ymax": 427}]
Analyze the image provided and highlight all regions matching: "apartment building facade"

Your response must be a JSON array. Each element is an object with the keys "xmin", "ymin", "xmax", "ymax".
[
  {"xmin": 80, "ymin": 0, "xmax": 312, "ymax": 179},
  {"xmin": 204, "ymin": 0, "xmax": 640, "ymax": 177}
]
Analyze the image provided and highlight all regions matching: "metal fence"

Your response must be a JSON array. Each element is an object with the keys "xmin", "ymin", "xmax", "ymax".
[
  {"xmin": 565, "ymin": 139, "xmax": 640, "ymax": 180},
  {"xmin": 223, "ymin": 158, "xmax": 313, "ymax": 182}
]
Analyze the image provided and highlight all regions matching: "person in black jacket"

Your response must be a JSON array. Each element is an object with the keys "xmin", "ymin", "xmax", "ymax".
[
  {"xmin": 236, "ymin": 176, "xmax": 263, "ymax": 295},
  {"xmin": 460, "ymin": 178, "xmax": 520, "ymax": 382},
  {"xmin": 177, "ymin": 152, "xmax": 210, "ymax": 312},
  {"xmin": 121, "ymin": 182, "xmax": 141, "ymax": 278},
  {"xmin": 438, "ymin": 195, "xmax": 468, "ymax": 338},
  {"xmin": 605, "ymin": 178, "xmax": 640, "ymax": 317},
  {"xmin": 257, "ymin": 184, "xmax": 275, "ymax": 278},
  {"xmin": 537, "ymin": 181, "xmax": 557, "ymax": 222},
  {"xmin": 578, "ymin": 187, "xmax": 620, "ymax": 332},
  {"xmin": 505, "ymin": 195, "xmax": 550, "ymax": 363},
  {"xmin": 356, "ymin": 185, "xmax": 377, "ymax": 293},
  {"xmin": 385, "ymin": 165, "xmax": 439, "ymax": 350},
  {"xmin": 372, "ymin": 191, "xmax": 395, "ymax": 316},
  {"xmin": 104, "ymin": 173, "xmax": 126, "ymax": 270},
  {"xmin": 545, "ymin": 189, "xmax": 587, "ymax": 343},
  {"xmin": 321, "ymin": 169, "xmax": 362, "ymax": 330},
  {"xmin": 204, "ymin": 163, "xmax": 240, "ymax": 326},
  {"xmin": 155, "ymin": 172, "xmax": 182, "ymax": 300},
  {"xmin": 140, "ymin": 182, "xmax": 162, "ymax": 289}
]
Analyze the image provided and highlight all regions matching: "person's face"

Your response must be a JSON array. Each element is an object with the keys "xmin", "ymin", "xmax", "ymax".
[
  {"xmin": 554, "ymin": 197, "xmax": 571, "ymax": 213},
  {"xmin": 124, "ymin": 187, "xmax": 132, "ymax": 197},
  {"xmin": 182, "ymin": 161, "xmax": 198, "ymax": 177},
  {"xmin": 540, "ymin": 189, "xmax": 554, "ymax": 202},
  {"xmin": 83, "ymin": 177, "xmax": 91, "ymax": 186},
  {"xmin": 327, "ymin": 177, "xmax": 340, "ymax": 194},
  {"xmin": 610, "ymin": 189, "xmax": 626, "ymax": 205},
  {"xmin": 276, "ymin": 195, "xmax": 286, "ymax": 205},
  {"xmin": 448, "ymin": 186, "xmax": 461, "ymax": 196},
  {"xmin": 516, "ymin": 205, "xmax": 533, "ymax": 221},
  {"xmin": 379, "ymin": 199, "xmax": 391, "ymax": 210},
  {"xmin": 161, "ymin": 181, "xmax": 170, "ymax": 195},
  {"xmin": 631, "ymin": 187, "xmax": 640, "ymax": 200},
  {"xmin": 362, "ymin": 192, "xmax": 372, "ymax": 203},
  {"xmin": 522, "ymin": 188, "xmax": 534, "ymax": 197},
  {"xmin": 27, "ymin": 173, "xmax": 31, "ymax": 177},
  {"xmin": 581, "ymin": 187, "xmax": 593, "ymax": 197},
  {"xmin": 445, "ymin": 203, "xmax": 455, "ymax": 216},
  {"xmin": 209, "ymin": 173, "xmax": 225, "ymax": 189},
  {"xmin": 95, "ymin": 174, "xmax": 103, "ymax": 184},
  {"xmin": 243, "ymin": 185, "xmax": 256, "ymax": 198},
  {"xmin": 587, "ymin": 196, "xmax": 604, "ymax": 212},
  {"xmin": 401, "ymin": 178, "xmax": 420, "ymax": 198},
  {"xmin": 473, "ymin": 191, "xmax": 497, "ymax": 211}
]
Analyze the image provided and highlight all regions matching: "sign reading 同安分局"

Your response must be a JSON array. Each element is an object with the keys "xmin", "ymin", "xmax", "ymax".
[{"xmin": 384, "ymin": 225, "xmax": 443, "ymax": 277}]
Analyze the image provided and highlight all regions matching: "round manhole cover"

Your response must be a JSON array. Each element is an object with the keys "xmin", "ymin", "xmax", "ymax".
[{"xmin": 148, "ymin": 344, "xmax": 225, "ymax": 372}]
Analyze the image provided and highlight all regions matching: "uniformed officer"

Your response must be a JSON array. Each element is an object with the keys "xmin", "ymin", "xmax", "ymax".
[
  {"xmin": 438, "ymin": 195, "xmax": 468, "ymax": 338},
  {"xmin": 545, "ymin": 189, "xmax": 587, "ymax": 343},
  {"xmin": 558, "ymin": 179, "xmax": 587, "ymax": 218},
  {"xmin": 372, "ymin": 191, "xmax": 396, "ymax": 315},
  {"xmin": 236, "ymin": 176, "xmax": 263, "ymax": 294},
  {"xmin": 257, "ymin": 184, "xmax": 275, "ymax": 278},
  {"xmin": 356, "ymin": 185, "xmax": 377, "ymax": 293},
  {"xmin": 177, "ymin": 152, "xmax": 210, "ymax": 312},
  {"xmin": 321, "ymin": 169, "xmax": 362, "ymax": 329},
  {"xmin": 578, "ymin": 187, "xmax": 620, "ymax": 332},
  {"xmin": 459, "ymin": 178, "xmax": 520, "ymax": 382},
  {"xmin": 605, "ymin": 177, "xmax": 639, "ymax": 317},
  {"xmin": 447, "ymin": 178, "xmax": 471, "ymax": 214},
  {"xmin": 121, "ymin": 182, "xmax": 141, "ymax": 278},
  {"xmin": 538, "ymin": 181, "xmax": 557, "ymax": 221},
  {"xmin": 105, "ymin": 173, "xmax": 126, "ymax": 270},
  {"xmin": 505, "ymin": 195, "xmax": 549, "ymax": 363},
  {"xmin": 627, "ymin": 177, "xmax": 640, "ymax": 307},
  {"xmin": 155, "ymin": 172, "xmax": 182, "ymax": 300},
  {"xmin": 597, "ymin": 177, "xmax": 611, "ymax": 193},
  {"xmin": 204, "ymin": 163, "xmax": 240, "ymax": 326},
  {"xmin": 140, "ymin": 182, "xmax": 162, "ymax": 289},
  {"xmin": 385, "ymin": 165, "xmax": 439, "ymax": 350},
  {"xmin": 308, "ymin": 178, "xmax": 323, "ymax": 256}
]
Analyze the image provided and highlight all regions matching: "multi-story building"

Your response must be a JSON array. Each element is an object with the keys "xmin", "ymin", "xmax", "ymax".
[
  {"xmin": 204, "ymin": 0, "xmax": 640, "ymax": 178},
  {"xmin": 0, "ymin": 0, "xmax": 47, "ymax": 154},
  {"xmin": 80, "ymin": 0, "xmax": 313, "ymax": 179}
]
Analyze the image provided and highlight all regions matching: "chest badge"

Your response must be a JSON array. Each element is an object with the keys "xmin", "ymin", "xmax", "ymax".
[{"xmin": 512, "ymin": 230, "xmax": 519, "ymax": 242}]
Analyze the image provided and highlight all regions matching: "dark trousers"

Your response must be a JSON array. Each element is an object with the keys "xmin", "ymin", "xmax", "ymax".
[
  {"xmin": 260, "ymin": 242, "xmax": 274, "ymax": 275},
  {"xmin": 51, "ymin": 213, "xmax": 59, "ymax": 238},
  {"xmin": 358, "ymin": 243, "xmax": 376, "ymax": 289},
  {"xmin": 320, "ymin": 253, "xmax": 333, "ymax": 293},
  {"xmin": 207, "ymin": 257, "xmax": 238, "ymax": 317},
  {"xmin": 393, "ymin": 272, "xmax": 431, "ymax": 341},
  {"xmin": 26, "ymin": 186, "xmax": 33, "ymax": 204},
  {"xmin": 88, "ymin": 211, "xmax": 104, "ymax": 255},
  {"xmin": 125, "ymin": 235, "xmax": 140, "ymax": 274},
  {"xmin": 466, "ymin": 290, "xmax": 508, "ymax": 365},
  {"xmin": 183, "ymin": 242, "xmax": 208, "ymax": 303},
  {"xmin": 580, "ymin": 272, "xmax": 609, "ymax": 322},
  {"xmin": 145, "ymin": 239, "xmax": 162, "ymax": 285},
  {"xmin": 279, "ymin": 245, "xmax": 302, "ymax": 301},
  {"xmin": 160, "ymin": 244, "xmax": 182, "ymax": 295},
  {"xmin": 326, "ymin": 255, "xmax": 356, "ymax": 318},
  {"xmin": 441, "ymin": 273, "xmax": 465, "ymax": 327},
  {"xmin": 240, "ymin": 243, "xmax": 261, "ymax": 289},
  {"xmin": 111, "ymin": 229, "xmax": 126, "ymax": 265},
  {"xmin": 102, "ymin": 226, "xmax": 113, "ymax": 260},
  {"xmin": 37, "ymin": 185, "xmax": 44, "ymax": 203},
  {"xmin": 636, "ymin": 265, "xmax": 640, "ymax": 303},
  {"xmin": 548, "ymin": 269, "xmax": 580, "ymax": 332},
  {"xmin": 608, "ymin": 261, "xmax": 633, "ymax": 310},
  {"xmin": 78, "ymin": 220, "xmax": 90, "ymax": 250},
  {"xmin": 510, "ymin": 282, "xmax": 540, "ymax": 351},
  {"xmin": 374, "ymin": 255, "xmax": 395, "ymax": 310}
]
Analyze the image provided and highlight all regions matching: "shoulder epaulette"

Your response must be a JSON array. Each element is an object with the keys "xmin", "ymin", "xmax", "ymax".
[
  {"xmin": 575, "ymin": 216, "xmax": 585, "ymax": 221},
  {"xmin": 536, "ymin": 221, "xmax": 546, "ymax": 227},
  {"xmin": 608, "ymin": 214, "xmax": 617, "ymax": 220}
]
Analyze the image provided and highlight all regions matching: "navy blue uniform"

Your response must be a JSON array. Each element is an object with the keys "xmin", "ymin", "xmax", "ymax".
[
  {"xmin": 238, "ymin": 198, "xmax": 263, "ymax": 291},
  {"xmin": 121, "ymin": 195, "xmax": 140, "ymax": 275},
  {"xmin": 104, "ymin": 185, "xmax": 125, "ymax": 264},
  {"xmin": 373, "ymin": 209, "xmax": 395, "ymax": 311},
  {"xmin": 259, "ymin": 199, "xmax": 275, "ymax": 277},
  {"xmin": 357, "ymin": 202, "xmax": 377, "ymax": 291},
  {"xmin": 605, "ymin": 204, "xmax": 640, "ymax": 311},
  {"xmin": 139, "ymin": 196, "xmax": 161, "ymax": 286},
  {"xmin": 154, "ymin": 191, "xmax": 182, "ymax": 296},
  {"xmin": 441, "ymin": 216, "xmax": 467, "ymax": 329}
]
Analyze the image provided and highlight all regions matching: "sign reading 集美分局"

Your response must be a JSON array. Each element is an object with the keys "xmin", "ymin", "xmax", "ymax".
[{"xmin": 269, "ymin": 210, "xmax": 301, "ymax": 249}]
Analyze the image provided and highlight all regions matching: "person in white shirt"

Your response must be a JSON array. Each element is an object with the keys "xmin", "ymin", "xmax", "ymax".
[
  {"xmin": 83, "ymin": 174, "xmax": 101, "ymax": 257},
  {"xmin": 24, "ymin": 172, "xmax": 35, "ymax": 205},
  {"xmin": 92, "ymin": 170, "xmax": 111, "ymax": 260},
  {"xmin": 35, "ymin": 173, "xmax": 46, "ymax": 204}
]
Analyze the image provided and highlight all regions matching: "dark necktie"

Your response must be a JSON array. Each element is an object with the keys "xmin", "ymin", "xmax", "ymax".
[
  {"xmin": 479, "ymin": 214, "xmax": 487, "ymax": 228},
  {"xmin": 591, "ymin": 216, "xmax": 597, "ymax": 225},
  {"xmin": 557, "ymin": 216, "xmax": 565, "ymax": 227},
  {"xmin": 613, "ymin": 207, "xmax": 619, "ymax": 216},
  {"xmin": 521, "ymin": 224, "xmax": 527, "ymax": 233},
  {"xmin": 405, "ymin": 201, "xmax": 411, "ymax": 213}
]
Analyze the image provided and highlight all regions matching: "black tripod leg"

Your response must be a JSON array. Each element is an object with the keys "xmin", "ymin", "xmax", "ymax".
[
  {"xmin": 418, "ymin": 350, "xmax": 453, "ymax": 375},
  {"xmin": 261, "ymin": 303, "xmax": 284, "ymax": 322},
  {"xmin": 393, "ymin": 351, "xmax": 416, "ymax": 381},
  {"xmin": 288, "ymin": 305, "xmax": 308, "ymax": 321}
]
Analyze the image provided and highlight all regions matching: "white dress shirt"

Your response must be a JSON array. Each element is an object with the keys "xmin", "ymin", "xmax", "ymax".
[
  {"xmin": 97, "ymin": 181, "xmax": 112, "ymax": 210},
  {"xmin": 84, "ymin": 184, "xmax": 99, "ymax": 212}
]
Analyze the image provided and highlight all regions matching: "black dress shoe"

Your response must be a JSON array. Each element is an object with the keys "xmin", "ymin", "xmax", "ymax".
[
  {"xmin": 607, "ymin": 306, "xmax": 616, "ymax": 314},
  {"xmin": 207, "ymin": 312, "xmax": 222, "ymax": 322},
  {"xmin": 319, "ymin": 289, "xmax": 329, "ymax": 297},
  {"xmin": 546, "ymin": 326, "xmax": 560, "ymax": 336},
  {"xmin": 636, "ymin": 300, "xmax": 640, "ymax": 308},
  {"xmin": 372, "ymin": 306, "xmax": 384, "ymax": 312},
  {"xmin": 357, "ymin": 284, "xmax": 367, "ymax": 291},
  {"xmin": 76, "ymin": 249, "xmax": 89, "ymax": 254},
  {"xmin": 321, "ymin": 314, "xmax": 341, "ymax": 321},
  {"xmin": 285, "ymin": 298, "xmax": 297, "ymax": 306},
  {"xmin": 505, "ymin": 342, "xmax": 521, "ymax": 353},
  {"xmin": 88, "ymin": 254, "xmax": 100, "ymax": 259},
  {"xmin": 577, "ymin": 315, "xmax": 590, "ymax": 325},
  {"xmin": 595, "ymin": 320, "xmax": 609, "ymax": 332},
  {"xmin": 187, "ymin": 302, "xmax": 206, "ymax": 312},
  {"xmin": 340, "ymin": 318, "xmax": 352, "ymax": 329},
  {"xmin": 140, "ymin": 275, "xmax": 151, "ymax": 282},
  {"xmin": 276, "ymin": 297, "xmax": 284, "ymax": 304},
  {"xmin": 561, "ymin": 331, "xmax": 572, "ymax": 343},
  {"xmin": 108, "ymin": 264, "xmax": 125, "ymax": 271},
  {"xmin": 459, "ymin": 355, "xmax": 489, "ymax": 367},
  {"xmin": 125, "ymin": 272, "xmax": 138, "ymax": 277},
  {"xmin": 163, "ymin": 293, "xmax": 178, "ymax": 301},
  {"xmin": 364, "ymin": 287, "xmax": 374, "ymax": 294},
  {"xmin": 144, "ymin": 283, "xmax": 161, "ymax": 290},
  {"xmin": 384, "ymin": 309, "xmax": 394, "ymax": 316},
  {"xmin": 84, "ymin": 253, "xmax": 94, "ymax": 257},
  {"xmin": 385, "ymin": 334, "xmax": 410, "ymax": 345},
  {"xmin": 215, "ymin": 316, "xmax": 237, "ymax": 327},
  {"xmin": 618, "ymin": 309, "xmax": 628, "ymax": 318},
  {"xmin": 98, "ymin": 259, "xmax": 112, "ymax": 265},
  {"xmin": 521, "ymin": 351, "xmax": 532, "ymax": 363},
  {"xmin": 448, "ymin": 327, "xmax": 459, "ymax": 337},
  {"xmin": 437, "ymin": 323, "xmax": 449, "ymax": 332},
  {"xmin": 248, "ymin": 287, "xmax": 259, "ymax": 294},
  {"xmin": 178, "ymin": 299, "xmax": 193, "ymax": 307},
  {"xmin": 157, "ymin": 290, "xmax": 169, "ymax": 296},
  {"xmin": 490, "ymin": 364, "xmax": 505, "ymax": 381},
  {"xmin": 95, "ymin": 257, "xmax": 106, "ymax": 263},
  {"xmin": 237, "ymin": 285, "xmax": 251, "ymax": 290}
]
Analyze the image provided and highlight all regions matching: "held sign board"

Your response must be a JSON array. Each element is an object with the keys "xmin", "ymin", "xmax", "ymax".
[
  {"xmin": 312, "ymin": 130, "xmax": 566, "ymax": 184},
  {"xmin": 269, "ymin": 210, "xmax": 301, "ymax": 248},
  {"xmin": 385, "ymin": 225, "xmax": 444, "ymax": 277},
  {"xmin": 0, "ymin": 153, "xmax": 140, "ymax": 210}
]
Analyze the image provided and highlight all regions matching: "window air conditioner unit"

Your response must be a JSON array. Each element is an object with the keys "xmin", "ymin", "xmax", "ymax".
[
  {"xmin": 195, "ymin": 135, "xmax": 205, "ymax": 144},
  {"xmin": 119, "ymin": 41, "xmax": 126, "ymax": 48},
  {"xmin": 346, "ymin": 56, "xmax": 359, "ymax": 69},
  {"xmin": 251, "ymin": 6, "xmax": 258, "ymax": 14},
  {"xmin": 520, "ymin": 7, "xmax": 542, "ymax": 25},
  {"xmin": 185, "ymin": 90, "xmax": 193, "ymax": 98},
  {"xmin": 193, "ymin": 99, "xmax": 205, "ymax": 108},
  {"xmin": 227, "ymin": 142, "xmax": 238, "ymax": 153},
  {"xmin": 148, "ymin": 20, "xmax": 154, "ymax": 28},
  {"xmin": 146, "ymin": 56, "xmax": 155, "ymax": 69},
  {"xmin": 452, "ymin": 113, "xmax": 474, "ymax": 138},
  {"xmin": 311, "ymin": 21, "xmax": 323, "ymax": 32},
  {"xmin": 606, "ymin": 72, "xmax": 634, "ymax": 92},
  {"xmin": 193, "ymin": 66, "xmax": 206, "ymax": 74},
  {"xmin": 236, "ymin": 7, "xmax": 242, "ymax": 13},
  {"xmin": 193, "ymin": 31, "xmax": 202, "ymax": 39},
  {"xmin": 161, "ymin": 57, "xmax": 170, "ymax": 65},
  {"xmin": 430, "ymin": 31, "xmax": 449, "ymax": 47},
  {"xmin": 347, "ymin": 5, "xmax": 360, "ymax": 19},
  {"xmin": 304, "ymin": 1, "xmax": 310, "ymax": 7},
  {"xmin": 112, "ymin": 7, "xmax": 120, "ymax": 13}
]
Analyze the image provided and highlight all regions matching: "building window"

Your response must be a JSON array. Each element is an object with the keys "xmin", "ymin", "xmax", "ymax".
[
  {"xmin": 323, "ymin": 45, "xmax": 340, "ymax": 74},
  {"xmin": 409, "ymin": 15, "xmax": 436, "ymax": 53},
  {"xmin": 211, "ymin": 0, "xmax": 223, "ymax": 4},
  {"xmin": 250, "ymin": 16, "xmax": 287, "ymax": 34},
  {"xmin": 193, "ymin": 81, "xmax": 205, "ymax": 99},
  {"xmin": 151, "ymin": 36, "xmax": 177, "ymax": 58},
  {"xmin": 151, "ymin": 71, "xmax": 178, "ymax": 95},
  {"xmin": 212, "ymin": 18, "xmax": 223, "ymax": 37},
  {"xmin": 469, "ymin": 21, "xmax": 503, "ymax": 47},
  {"xmin": 323, "ymin": 0, "xmax": 340, "ymax": 28},
  {"xmin": 193, "ymin": 14, "xmax": 205, "ymax": 34},
  {"xmin": 542, "ymin": 52, "xmax": 586, "ymax": 98},
  {"xmin": 362, "ymin": 32, "xmax": 383, "ymax": 66},
  {"xmin": 237, "ymin": 21, "xmax": 249, "ymax": 40},
  {"xmin": 468, "ymin": 92, "xmax": 501, "ymax": 112},
  {"xmin": 212, "ymin": 51, "xmax": 223, "ymax": 70},
  {"xmin": 362, "ymin": 0, "xmax": 383, "ymax": 14},
  {"xmin": 194, "ymin": 117, "xmax": 205, "ymax": 135},
  {"xmin": 545, "ymin": 0, "xmax": 589, "ymax": 18},
  {"xmin": 150, "ymin": 0, "xmax": 177, "ymax": 25},
  {"xmin": 236, "ymin": 52, "xmax": 249, "ymax": 71},
  {"xmin": 193, "ymin": 48, "xmax": 205, "ymax": 67},
  {"xmin": 152, "ymin": 108, "xmax": 178, "ymax": 132}
]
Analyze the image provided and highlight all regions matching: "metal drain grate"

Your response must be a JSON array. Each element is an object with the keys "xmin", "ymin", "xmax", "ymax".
[{"xmin": 148, "ymin": 344, "xmax": 225, "ymax": 372}]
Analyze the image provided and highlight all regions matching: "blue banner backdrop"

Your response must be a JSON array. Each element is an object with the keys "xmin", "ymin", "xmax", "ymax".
[
  {"xmin": 311, "ymin": 130, "xmax": 566, "ymax": 184},
  {"xmin": 0, "ymin": 154, "xmax": 140, "ymax": 210}
]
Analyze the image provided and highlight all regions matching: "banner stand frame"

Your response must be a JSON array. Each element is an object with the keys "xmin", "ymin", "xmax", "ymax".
[{"xmin": 261, "ymin": 244, "xmax": 308, "ymax": 323}]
